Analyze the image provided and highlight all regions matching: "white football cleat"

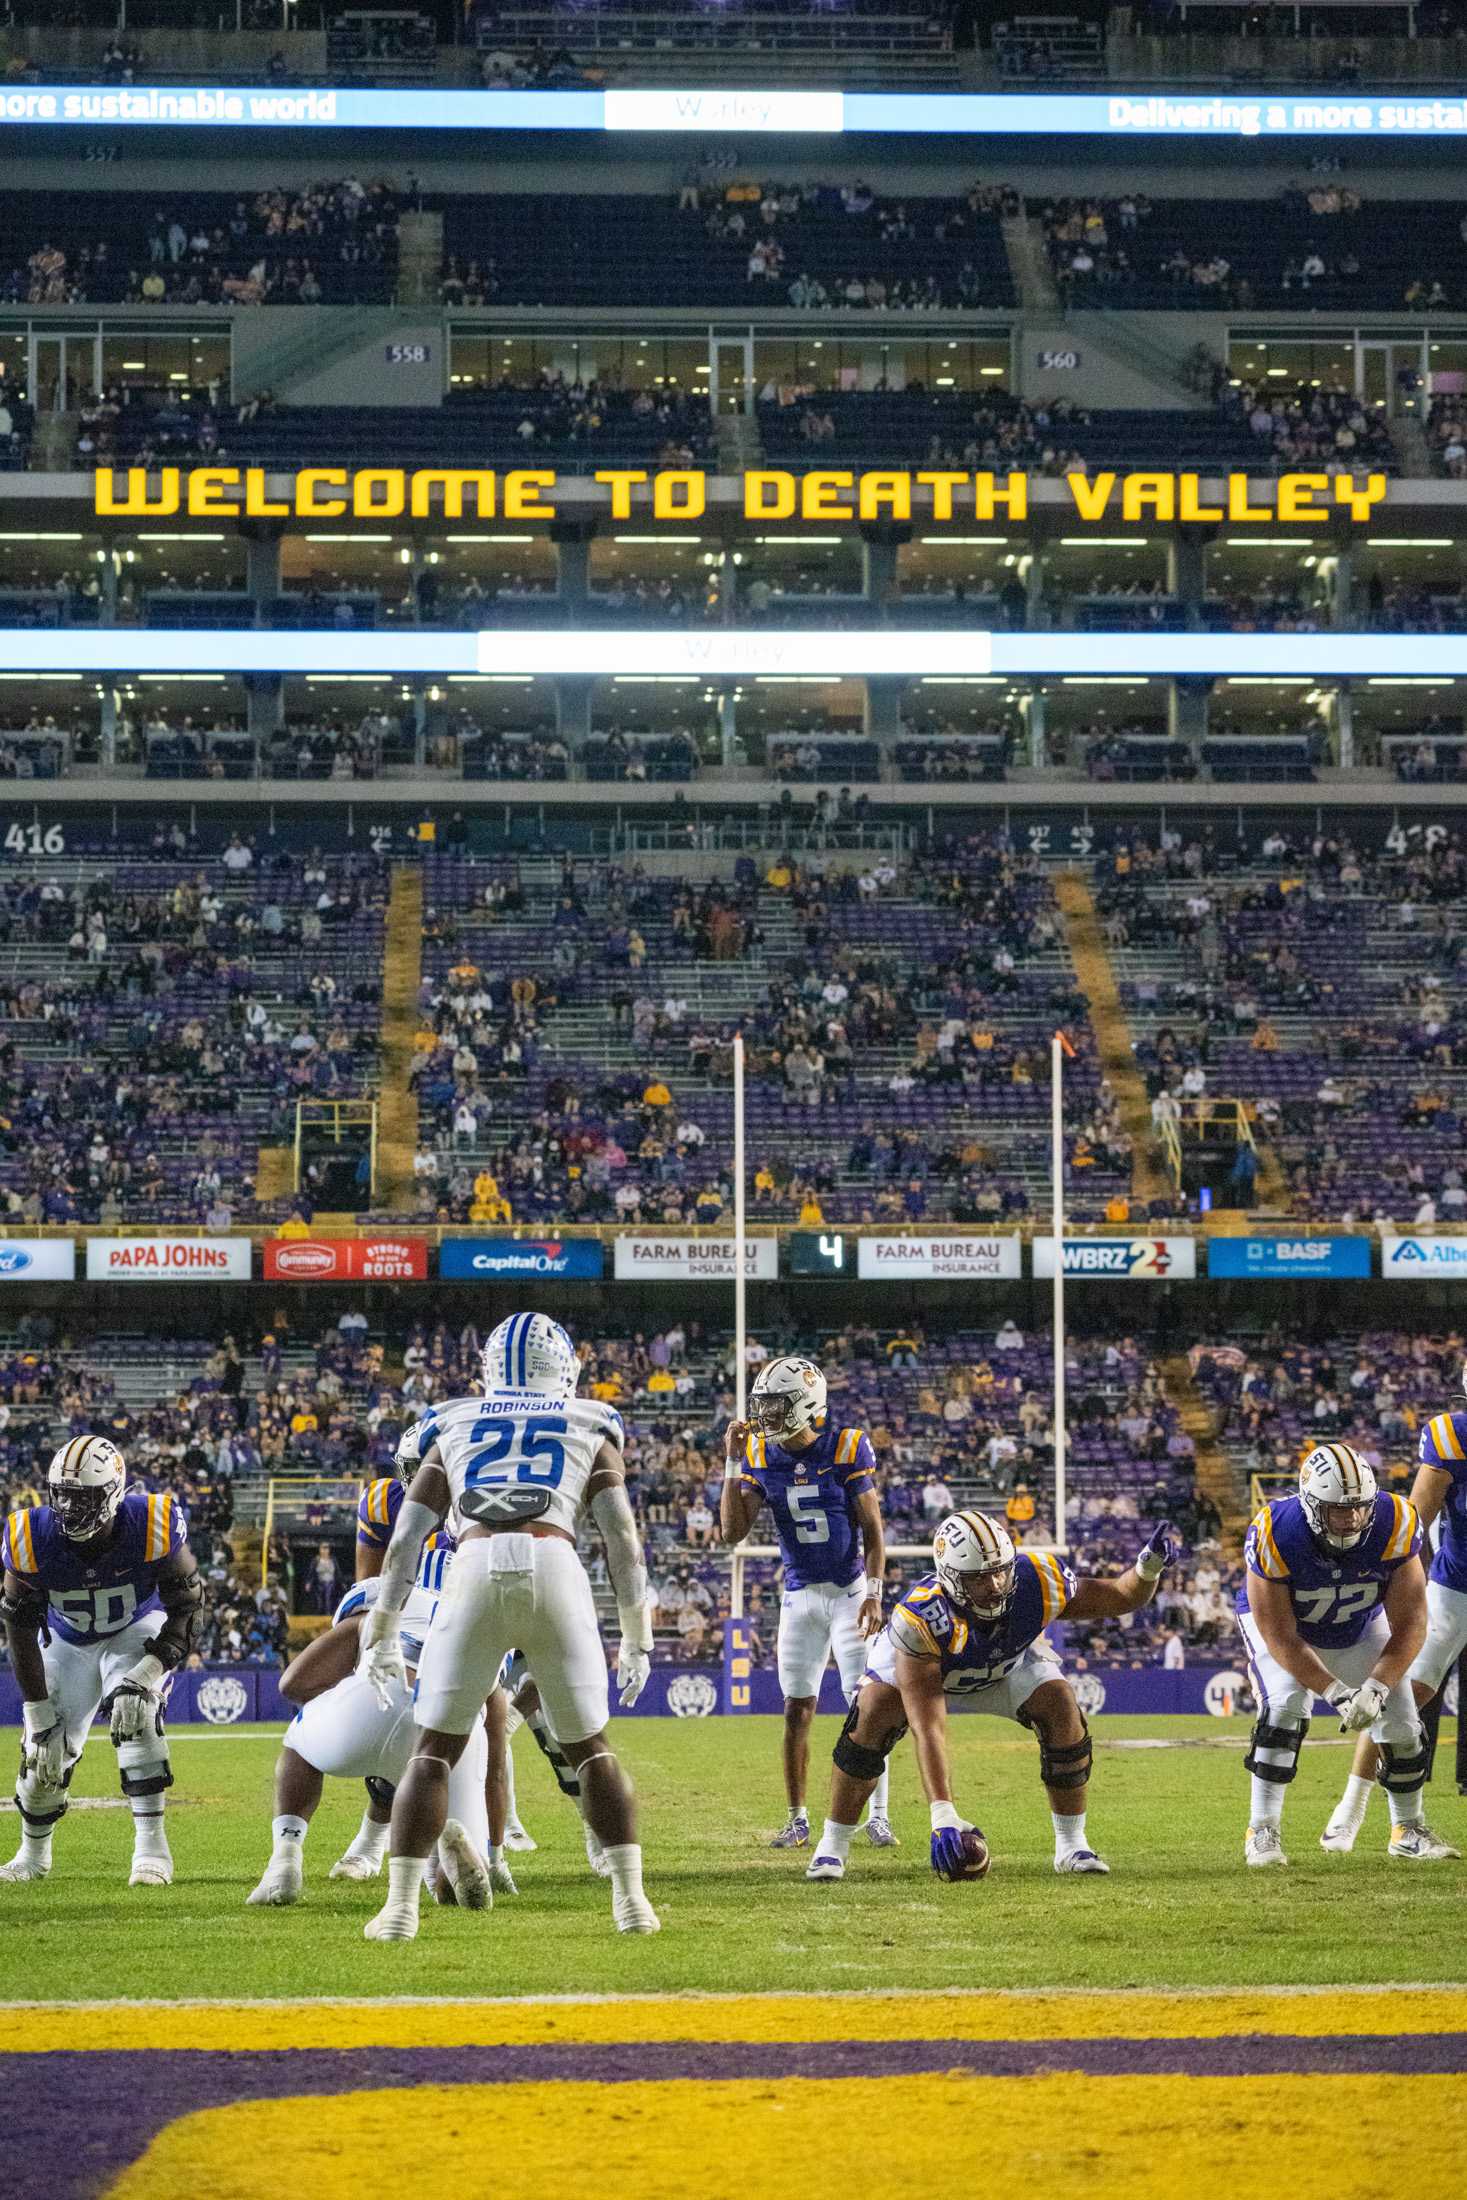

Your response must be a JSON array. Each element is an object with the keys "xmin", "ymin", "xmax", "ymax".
[
  {"xmin": 805, "ymin": 1852, "xmax": 846, "ymax": 1882},
  {"xmin": 129, "ymin": 1852, "xmax": 173, "ymax": 1888},
  {"xmin": 1389, "ymin": 1822, "xmax": 1462, "ymax": 1862},
  {"xmin": 0, "ymin": 1851, "xmax": 50, "ymax": 1883},
  {"xmin": 364, "ymin": 1901, "xmax": 420, "ymax": 1941},
  {"xmin": 438, "ymin": 1819, "xmax": 493, "ymax": 1911},
  {"xmin": 1055, "ymin": 1847, "xmax": 1110, "ymax": 1874},
  {"xmin": 328, "ymin": 1848, "xmax": 384, "ymax": 1881},
  {"xmin": 491, "ymin": 1855, "xmax": 519, "ymax": 1896},
  {"xmin": 1320, "ymin": 1812, "xmax": 1364, "ymax": 1855},
  {"xmin": 613, "ymin": 1890, "xmax": 661, "ymax": 1934},
  {"xmin": 245, "ymin": 1860, "xmax": 302, "ymax": 1906},
  {"xmin": 584, "ymin": 1824, "xmax": 612, "ymax": 1878},
  {"xmin": 864, "ymin": 1815, "xmax": 899, "ymax": 1848},
  {"xmin": 1245, "ymin": 1824, "xmax": 1288, "ymax": 1868},
  {"xmin": 503, "ymin": 1820, "xmax": 538, "ymax": 1854}
]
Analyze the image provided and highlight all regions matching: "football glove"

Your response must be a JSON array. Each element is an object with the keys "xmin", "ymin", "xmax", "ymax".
[
  {"xmin": 21, "ymin": 1697, "xmax": 65, "ymax": 1787},
  {"xmin": 1134, "ymin": 1521, "xmax": 1177, "ymax": 1581},
  {"xmin": 930, "ymin": 1800, "xmax": 976, "ymax": 1881},
  {"xmin": 360, "ymin": 1601, "xmax": 407, "ymax": 1711},
  {"xmin": 1332, "ymin": 1676, "xmax": 1389, "ymax": 1734},
  {"xmin": 616, "ymin": 1641, "xmax": 651, "ymax": 1709}
]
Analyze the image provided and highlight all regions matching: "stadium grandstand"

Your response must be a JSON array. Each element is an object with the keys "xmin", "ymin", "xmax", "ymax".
[{"xmin": 3, "ymin": 33, "xmax": 1467, "ymax": 2193}]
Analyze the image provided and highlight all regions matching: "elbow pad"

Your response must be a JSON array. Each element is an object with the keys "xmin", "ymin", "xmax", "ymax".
[{"xmin": 153, "ymin": 1570, "xmax": 204, "ymax": 1671}]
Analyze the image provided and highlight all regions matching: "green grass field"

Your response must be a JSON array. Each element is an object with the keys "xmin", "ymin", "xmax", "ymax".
[{"xmin": 6, "ymin": 1715, "xmax": 1466, "ymax": 2002}]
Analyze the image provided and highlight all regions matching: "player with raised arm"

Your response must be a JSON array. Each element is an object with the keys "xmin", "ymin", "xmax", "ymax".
[
  {"xmin": 720, "ymin": 1355, "xmax": 892, "ymax": 1849},
  {"xmin": 1, "ymin": 1436, "xmax": 201, "ymax": 1888},
  {"xmin": 1237, "ymin": 1441, "xmax": 1436, "ymax": 1868},
  {"xmin": 804, "ymin": 1508, "xmax": 1174, "ymax": 1882},
  {"xmin": 1322, "ymin": 1395, "xmax": 1467, "ymax": 1859},
  {"xmin": 359, "ymin": 1311, "xmax": 658, "ymax": 1941}
]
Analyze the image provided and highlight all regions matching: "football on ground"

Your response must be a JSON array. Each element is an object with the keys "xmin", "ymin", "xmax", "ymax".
[{"xmin": 7, "ymin": 1714, "xmax": 1464, "ymax": 2001}]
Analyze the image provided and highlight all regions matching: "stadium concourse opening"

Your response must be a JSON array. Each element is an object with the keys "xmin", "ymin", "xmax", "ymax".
[{"xmin": 4, "ymin": 32, "xmax": 1467, "ymax": 2200}]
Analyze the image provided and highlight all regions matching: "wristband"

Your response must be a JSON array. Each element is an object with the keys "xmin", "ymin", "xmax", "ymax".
[
  {"xmin": 618, "ymin": 1599, "xmax": 655, "ymax": 1656},
  {"xmin": 930, "ymin": 1799, "xmax": 964, "ymax": 1833},
  {"xmin": 126, "ymin": 1654, "xmax": 166, "ymax": 1695},
  {"xmin": 22, "ymin": 1697, "xmax": 57, "ymax": 1735},
  {"xmin": 865, "ymin": 1578, "xmax": 883, "ymax": 1602},
  {"xmin": 724, "ymin": 1457, "xmax": 743, "ymax": 1482}
]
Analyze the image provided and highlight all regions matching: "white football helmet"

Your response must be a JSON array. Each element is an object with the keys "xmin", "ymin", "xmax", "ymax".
[
  {"xmin": 47, "ymin": 1434, "xmax": 126, "ymax": 1542},
  {"xmin": 393, "ymin": 1420, "xmax": 424, "ymax": 1487},
  {"xmin": 481, "ymin": 1313, "xmax": 579, "ymax": 1399},
  {"xmin": 1299, "ymin": 1442, "xmax": 1377, "ymax": 1553},
  {"xmin": 749, "ymin": 1354, "xmax": 827, "ymax": 1443},
  {"xmin": 933, "ymin": 1510, "xmax": 1017, "ymax": 1622}
]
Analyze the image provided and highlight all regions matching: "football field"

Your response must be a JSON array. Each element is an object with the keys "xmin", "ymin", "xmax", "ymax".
[{"xmin": 6, "ymin": 1714, "xmax": 1467, "ymax": 2200}]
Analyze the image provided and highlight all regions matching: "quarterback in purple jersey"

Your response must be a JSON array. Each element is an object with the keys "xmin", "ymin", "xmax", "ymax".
[
  {"xmin": 720, "ymin": 1354, "xmax": 890, "ymax": 1849},
  {"xmin": 1236, "ymin": 1441, "xmax": 1447, "ymax": 1868},
  {"xmin": 1325, "ymin": 1394, "xmax": 1467, "ymax": 1856},
  {"xmin": 0, "ymin": 1435, "xmax": 201, "ymax": 1888},
  {"xmin": 805, "ymin": 1507, "xmax": 1174, "ymax": 1882}
]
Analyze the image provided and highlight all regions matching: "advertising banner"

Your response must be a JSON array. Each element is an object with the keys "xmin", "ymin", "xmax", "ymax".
[
  {"xmin": 263, "ymin": 1237, "xmax": 429, "ymax": 1282},
  {"xmin": 0, "ymin": 1240, "xmax": 74, "ymax": 1281},
  {"xmin": 1031, "ymin": 1237, "xmax": 1195, "ymax": 1280},
  {"xmin": 1380, "ymin": 1235, "xmax": 1467, "ymax": 1276},
  {"xmin": 612, "ymin": 1235, "xmax": 778, "ymax": 1281},
  {"xmin": 85, "ymin": 1237, "xmax": 252, "ymax": 1282},
  {"xmin": 1207, "ymin": 1235, "xmax": 1372, "ymax": 1280},
  {"xmin": 438, "ymin": 1236, "xmax": 604, "ymax": 1281},
  {"xmin": 857, "ymin": 1234, "xmax": 1022, "ymax": 1280}
]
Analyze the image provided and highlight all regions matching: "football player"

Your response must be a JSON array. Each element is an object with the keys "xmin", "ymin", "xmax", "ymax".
[
  {"xmin": 720, "ymin": 1355, "xmax": 892, "ymax": 1850},
  {"xmin": 359, "ymin": 1312, "xmax": 658, "ymax": 1941},
  {"xmin": 805, "ymin": 1509, "xmax": 1174, "ymax": 1881},
  {"xmin": 1236, "ymin": 1441, "xmax": 1444, "ymax": 1867},
  {"xmin": 1, "ymin": 1436, "xmax": 201, "ymax": 1887},
  {"xmin": 1322, "ymin": 1401, "xmax": 1467, "ymax": 1859}
]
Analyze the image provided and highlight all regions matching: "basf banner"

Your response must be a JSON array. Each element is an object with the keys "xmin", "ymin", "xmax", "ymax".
[
  {"xmin": 612, "ymin": 1234, "xmax": 779, "ymax": 1281},
  {"xmin": 263, "ymin": 1237, "xmax": 429, "ymax": 1282},
  {"xmin": 1031, "ymin": 1237, "xmax": 1195, "ymax": 1280},
  {"xmin": 1208, "ymin": 1236, "xmax": 1372, "ymax": 1280},
  {"xmin": 86, "ymin": 1237, "xmax": 252, "ymax": 1282},
  {"xmin": 439, "ymin": 1237, "xmax": 604, "ymax": 1281},
  {"xmin": 0, "ymin": 1240, "xmax": 74, "ymax": 1281},
  {"xmin": 857, "ymin": 1235, "xmax": 1022, "ymax": 1280},
  {"xmin": 1380, "ymin": 1235, "xmax": 1467, "ymax": 1276}
]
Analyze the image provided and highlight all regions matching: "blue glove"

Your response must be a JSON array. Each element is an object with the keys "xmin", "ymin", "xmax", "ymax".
[
  {"xmin": 931, "ymin": 1824, "xmax": 975, "ymax": 1881},
  {"xmin": 1135, "ymin": 1521, "xmax": 1177, "ymax": 1581}
]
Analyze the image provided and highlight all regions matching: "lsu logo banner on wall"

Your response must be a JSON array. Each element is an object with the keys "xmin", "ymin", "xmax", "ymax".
[{"xmin": 1031, "ymin": 1236, "xmax": 1196, "ymax": 1280}]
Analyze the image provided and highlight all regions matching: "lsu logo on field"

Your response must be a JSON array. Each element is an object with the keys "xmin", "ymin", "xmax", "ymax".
[
  {"xmin": 1203, "ymin": 1669, "xmax": 1251, "ymax": 1718},
  {"xmin": 1071, "ymin": 1673, "xmax": 1108, "ymax": 1717},
  {"xmin": 196, "ymin": 1675, "xmax": 248, "ymax": 1724},
  {"xmin": 666, "ymin": 1673, "xmax": 718, "ymax": 1718}
]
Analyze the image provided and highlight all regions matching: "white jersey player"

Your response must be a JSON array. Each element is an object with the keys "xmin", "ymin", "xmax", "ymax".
[{"xmin": 360, "ymin": 1311, "xmax": 658, "ymax": 1940}]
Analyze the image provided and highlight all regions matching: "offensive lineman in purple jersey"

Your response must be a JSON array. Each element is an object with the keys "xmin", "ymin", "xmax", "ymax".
[
  {"xmin": 720, "ymin": 1354, "xmax": 891, "ymax": 1848},
  {"xmin": 1236, "ymin": 1441, "xmax": 1447, "ymax": 1868},
  {"xmin": 1324, "ymin": 1393, "xmax": 1467, "ymax": 1857},
  {"xmin": 1, "ymin": 1435, "xmax": 201, "ymax": 1887},
  {"xmin": 804, "ymin": 1508, "xmax": 1175, "ymax": 1881}
]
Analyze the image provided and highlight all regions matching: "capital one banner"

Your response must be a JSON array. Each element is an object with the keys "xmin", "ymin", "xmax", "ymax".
[
  {"xmin": 857, "ymin": 1234, "xmax": 1022, "ymax": 1280},
  {"xmin": 0, "ymin": 1240, "xmax": 75, "ymax": 1281},
  {"xmin": 264, "ymin": 1236, "xmax": 429, "ymax": 1282},
  {"xmin": 1031, "ymin": 1236, "xmax": 1196, "ymax": 1280},
  {"xmin": 439, "ymin": 1236, "xmax": 604, "ymax": 1281},
  {"xmin": 86, "ymin": 1236, "xmax": 252, "ymax": 1282},
  {"xmin": 612, "ymin": 1234, "xmax": 778, "ymax": 1282}
]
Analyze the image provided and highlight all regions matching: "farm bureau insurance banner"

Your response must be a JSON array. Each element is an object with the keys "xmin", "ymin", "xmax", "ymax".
[
  {"xmin": 613, "ymin": 1235, "xmax": 779, "ymax": 1281},
  {"xmin": 857, "ymin": 1235, "xmax": 1022, "ymax": 1280}
]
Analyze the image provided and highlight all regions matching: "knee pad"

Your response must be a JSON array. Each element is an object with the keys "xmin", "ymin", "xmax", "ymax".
[
  {"xmin": 1243, "ymin": 1717, "xmax": 1309, "ymax": 1783},
  {"xmin": 1377, "ymin": 1738, "xmax": 1431, "ymax": 1795},
  {"xmin": 832, "ymin": 1696, "xmax": 907, "ymax": 1783},
  {"xmin": 15, "ymin": 1762, "xmax": 70, "ymax": 1830},
  {"xmin": 364, "ymin": 1776, "xmax": 396, "ymax": 1812},
  {"xmin": 116, "ymin": 1734, "xmax": 173, "ymax": 1798},
  {"xmin": 1037, "ymin": 1724, "xmax": 1093, "ymax": 1791}
]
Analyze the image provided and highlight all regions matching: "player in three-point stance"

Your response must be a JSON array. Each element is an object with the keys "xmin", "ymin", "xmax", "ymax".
[
  {"xmin": 804, "ymin": 1508, "xmax": 1174, "ymax": 1881},
  {"xmin": 720, "ymin": 1355, "xmax": 893, "ymax": 1850},
  {"xmin": 1236, "ymin": 1441, "xmax": 1447, "ymax": 1867},
  {"xmin": 1, "ymin": 1436, "xmax": 201, "ymax": 1888},
  {"xmin": 1322, "ymin": 1395, "xmax": 1467, "ymax": 1857},
  {"xmin": 358, "ymin": 1311, "xmax": 659, "ymax": 1940}
]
